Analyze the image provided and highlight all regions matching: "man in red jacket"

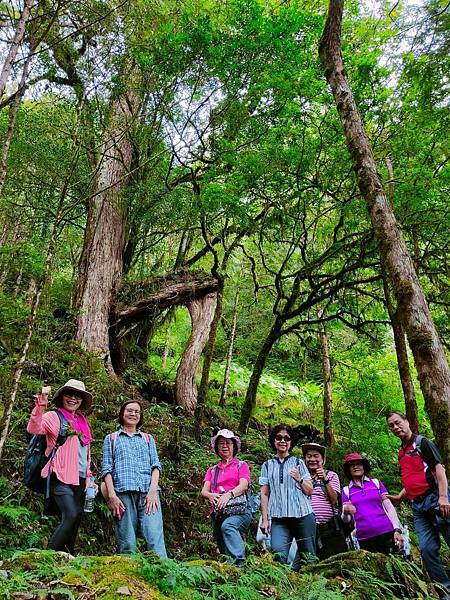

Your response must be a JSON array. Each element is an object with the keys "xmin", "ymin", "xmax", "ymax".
[{"xmin": 387, "ymin": 411, "xmax": 450, "ymax": 597}]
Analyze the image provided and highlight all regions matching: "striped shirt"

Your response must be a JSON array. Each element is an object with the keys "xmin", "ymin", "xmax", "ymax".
[
  {"xmin": 259, "ymin": 455, "xmax": 313, "ymax": 518},
  {"xmin": 100, "ymin": 429, "xmax": 162, "ymax": 493},
  {"xmin": 310, "ymin": 470, "xmax": 341, "ymax": 524}
]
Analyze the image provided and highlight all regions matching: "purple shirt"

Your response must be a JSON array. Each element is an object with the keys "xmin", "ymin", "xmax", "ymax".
[{"xmin": 341, "ymin": 477, "xmax": 393, "ymax": 541}]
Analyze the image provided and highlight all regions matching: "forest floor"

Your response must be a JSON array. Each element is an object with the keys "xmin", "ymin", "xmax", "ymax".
[
  {"xmin": 0, "ymin": 548, "xmax": 438, "ymax": 600},
  {"xmin": 0, "ymin": 330, "xmax": 447, "ymax": 599}
]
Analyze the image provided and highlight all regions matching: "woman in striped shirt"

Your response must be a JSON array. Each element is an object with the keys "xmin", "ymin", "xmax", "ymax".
[{"xmin": 259, "ymin": 424, "xmax": 317, "ymax": 569}]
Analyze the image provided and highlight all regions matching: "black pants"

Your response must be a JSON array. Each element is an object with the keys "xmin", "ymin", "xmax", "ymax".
[
  {"xmin": 47, "ymin": 476, "xmax": 85, "ymax": 554},
  {"xmin": 359, "ymin": 530, "xmax": 395, "ymax": 555},
  {"xmin": 317, "ymin": 518, "xmax": 348, "ymax": 560}
]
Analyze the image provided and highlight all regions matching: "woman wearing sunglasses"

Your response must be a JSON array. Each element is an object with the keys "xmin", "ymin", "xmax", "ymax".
[
  {"xmin": 26, "ymin": 379, "xmax": 97, "ymax": 554},
  {"xmin": 259, "ymin": 424, "xmax": 317, "ymax": 569}
]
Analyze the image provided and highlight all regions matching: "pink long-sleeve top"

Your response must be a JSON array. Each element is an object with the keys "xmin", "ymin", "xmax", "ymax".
[{"xmin": 27, "ymin": 399, "xmax": 92, "ymax": 486}]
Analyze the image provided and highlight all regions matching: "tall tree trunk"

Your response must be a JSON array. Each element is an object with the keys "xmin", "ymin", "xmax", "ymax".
[
  {"xmin": 0, "ymin": 215, "xmax": 22, "ymax": 286},
  {"xmin": 383, "ymin": 158, "xmax": 419, "ymax": 432},
  {"xmin": 0, "ymin": 0, "xmax": 32, "ymax": 99},
  {"xmin": 75, "ymin": 81, "xmax": 140, "ymax": 367},
  {"xmin": 13, "ymin": 267, "xmax": 23, "ymax": 297},
  {"xmin": 239, "ymin": 319, "xmax": 282, "ymax": 433},
  {"xmin": 0, "ymin": 32, "xmax": 39, "ymax": 197},
  {"xmin": 318, "ymin": 313, "xmax": 335, "ymax": 447},
  {"xmin": 175, "ymin": 292, "xmax": 217, "ymax": 415},
  {"xmin": 220, "ymin": 287, "xmax": 240, "ymax": 407},
  {"xmin": 382, "ymin": 268, "xmax": 420, "ymax": 433},
  {"xmin": 194, "ymin": 283, "xmax": 224, "ymax": 432},
  {"xmin": 0, "ymin": 216, "xmax": 10, "ymax": 246},
  {"xmin": 197, "ymin": 281, "xmax": 224, "ymax": 408},
  {"xmin": 319, "ymin": 0, "xmax": 450, "ymax": 463},
  {"xmin": 25, "ymin": 277, "xmax": 37, "ymax": 307}
]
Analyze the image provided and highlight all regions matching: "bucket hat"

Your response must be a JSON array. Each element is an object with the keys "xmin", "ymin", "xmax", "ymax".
[
  {"xmin": 302, "ymin": 442, "xmax": 326, "ymax": 461},
  {"xmin": 52, "ymin": 379, "xmax": 93, "ymax": 413},
  {"xmin": 343, "ymin": 453, "xmax": 371, "ymax": 479},
  {"xmin": 210, "ymin": 428, "xmax": 241, "ymax": 456}
]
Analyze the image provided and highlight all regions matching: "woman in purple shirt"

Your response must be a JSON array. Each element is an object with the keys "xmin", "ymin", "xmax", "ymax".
[{"xmin": 341, "ymin": 453, "xmax": 403, "ymax": 554}]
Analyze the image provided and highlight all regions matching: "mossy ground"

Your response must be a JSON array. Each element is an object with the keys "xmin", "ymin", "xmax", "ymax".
[{"xmin": 0, "ymin": 549, "xmax": 438, "ymax": 600}]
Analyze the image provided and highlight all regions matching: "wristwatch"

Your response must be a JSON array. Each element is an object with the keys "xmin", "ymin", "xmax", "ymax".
[
  {"xmin": 298, "ymin": 478, "xmax": 304, "ymax": 485},
  {"xmin": 229, "ymin": 490, "xmax": 235, "ymax": 498},
  {"xmin": 394, "ymin": 528, "xmax": 402, "ymax": 534},
  {"xmin": 323, "ymin": 479, "xmax": 331, "ymax": 485}
]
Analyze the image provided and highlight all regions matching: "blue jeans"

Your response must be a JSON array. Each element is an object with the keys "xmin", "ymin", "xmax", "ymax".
[
  {"xmin": 116, "ymin": 491, "xmax": 167, "ymax": 558},
  {"xmin": 212, "ymin": 510, "xmax": 252, "ymax": 565},
  {"xmin": 271, "ymin": 514, "xmax": 317, "ymax": 571},
  {"xmin": 412, "ymin": 489, "xmax": 450, "ymax": 592}
]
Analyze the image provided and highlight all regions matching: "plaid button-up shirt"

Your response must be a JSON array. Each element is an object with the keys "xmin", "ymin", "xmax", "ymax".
[{"xmin": 100, "ymin": 429, "xmax": 162, "ymax": 493}]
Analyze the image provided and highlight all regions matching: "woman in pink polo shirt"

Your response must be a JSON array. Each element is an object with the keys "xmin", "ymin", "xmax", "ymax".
[
  {"xmin": 341, "ymin": 453, "xmax": 403, "ymax": 554},
  {"xmin": 27, "ymin": 379, "xmax": 97, "ymax": 554},
  {"xmin": 201, "ymin": 429, "xmax": 252, "ymax": 566}
]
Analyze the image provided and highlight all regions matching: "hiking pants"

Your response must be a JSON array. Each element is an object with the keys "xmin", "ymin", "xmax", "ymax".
[{"xmin": 47, "ymin": 477, "xmax": 85, "ymax": 554}]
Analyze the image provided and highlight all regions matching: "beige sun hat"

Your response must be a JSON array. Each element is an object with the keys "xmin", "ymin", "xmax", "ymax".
[
  {"xmin": 52, "ymin": 379, "xmax": 93, "ymax": 413},
  {"xmin": 302, "ymin": 442, "xmax": 326, "ymax": 461}
]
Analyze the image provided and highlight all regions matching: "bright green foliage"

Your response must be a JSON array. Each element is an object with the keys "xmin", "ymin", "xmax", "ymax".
[
  {"xmin": 0, "ymin": 549, "xmax": 436, "ymax": 599},
  {"xmin": 0, "ymin": 0, "xmax": 448, "ymax": 595}
]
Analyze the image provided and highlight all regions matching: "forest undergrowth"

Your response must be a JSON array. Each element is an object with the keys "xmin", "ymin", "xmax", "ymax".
[{"xmin": 0, "ymin": 308, "xmax": 447, "ymax": 599}]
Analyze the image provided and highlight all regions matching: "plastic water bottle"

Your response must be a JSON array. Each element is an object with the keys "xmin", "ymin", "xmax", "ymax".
[
  {"xmin": 84, "ymin": 478, "xmax": 95, "ymax": 513},
  {"xmin": 350, "ymin": 531, "xmax": 360, "ymax": 550},
  {"xmin": 402, "ymin": 525, "xmax": 411, "ymax": 557}
]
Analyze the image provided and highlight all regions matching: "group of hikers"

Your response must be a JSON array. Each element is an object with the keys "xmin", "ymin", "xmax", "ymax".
[{"xmin": 26, "ymin": 379, "xmax": 450, "ymax": 598}]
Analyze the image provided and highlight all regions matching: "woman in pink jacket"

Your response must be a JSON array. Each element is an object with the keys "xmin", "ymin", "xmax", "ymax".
[{"xmin": 27, "ymin": 379, "xmax": 96, "ymax": 554}]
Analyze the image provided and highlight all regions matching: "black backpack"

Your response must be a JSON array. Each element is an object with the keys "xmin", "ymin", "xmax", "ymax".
[{"xmin": 24, "ymin": 409, "xmax": 67, "ymax": 493}]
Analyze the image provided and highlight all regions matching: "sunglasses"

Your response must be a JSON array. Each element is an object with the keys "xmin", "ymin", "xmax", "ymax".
[
  {"xmin": 63, "ymin": 393, "xmax": 83, "ymax": 401},
  {"xmin": 275, "ymin": 435, "xmax": 291, "ymax": 442}
]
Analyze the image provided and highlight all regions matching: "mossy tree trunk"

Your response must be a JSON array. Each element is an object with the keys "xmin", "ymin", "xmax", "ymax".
[
  {"xmin": 319, "ymin": 0, "xmax": 450, "ymax": 461},
  {"xmin": 75, "ymin": 77, "xmax": 140, "ymax": 369},
  {"xmin": 382, "ymin": 159, "xmax": 419, "ymax": 433},
  {"xmin": 196, "ymin": 280, "xmax": 224, "ymax": 419},
  {"xmin": 220, "ymin": 286, "xmax": 240, "ymax": 407},
  {"xmin": 382, "ymin": 269, "xmax": 420, "ymax": 433},
  {"xmin": 175, "ymin": 292, "xmax": 217, "ymax": 415},
  {"xmin": 318, "ymin": 313, "xmax": 335, "ymax": 447}
]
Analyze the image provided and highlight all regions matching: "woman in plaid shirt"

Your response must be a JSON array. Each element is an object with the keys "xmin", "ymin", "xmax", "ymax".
[{"xmin": 100, "ymin": 400, "xmax": 167, "ymax": 557}]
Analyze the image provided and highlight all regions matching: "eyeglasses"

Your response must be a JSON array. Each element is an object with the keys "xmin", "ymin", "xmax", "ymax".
[{"xmin": 275, "ymin": 435, "xmax": 291, "ymax": 442}]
